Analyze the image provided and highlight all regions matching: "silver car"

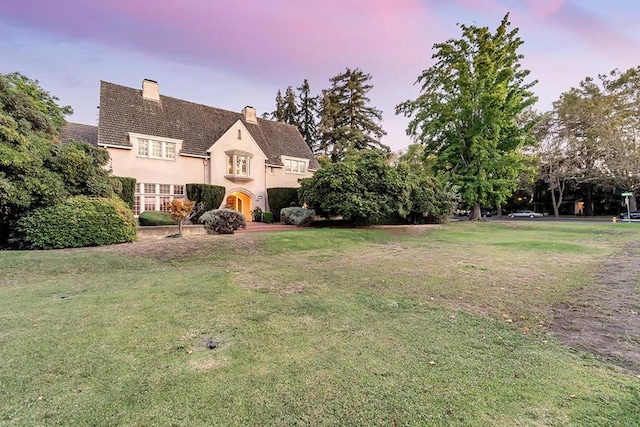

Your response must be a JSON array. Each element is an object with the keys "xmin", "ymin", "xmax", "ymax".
[{"xmin": 509, "ymin": 210, "xmax": 543, "ymax": 218}]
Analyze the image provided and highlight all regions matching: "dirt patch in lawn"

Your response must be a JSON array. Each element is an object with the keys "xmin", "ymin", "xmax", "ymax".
[{"xmin": 551, "ymin": 241, "xmax": 640, "ymax": 374}]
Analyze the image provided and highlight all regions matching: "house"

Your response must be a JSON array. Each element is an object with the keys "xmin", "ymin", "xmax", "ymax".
[{"xmin": 61, "ymin": 79, "xmax": 319, "ymax": 218}]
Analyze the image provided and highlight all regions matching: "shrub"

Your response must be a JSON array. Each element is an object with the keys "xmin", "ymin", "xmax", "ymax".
[
  {"xmin": 280, "ymin": 207, "xmax": 315, "ymax": 226},
  {"xmin": 200, "ymin": 209, "xmax": 246, "ymax": 234},
  {"xmin": 261, "ymin": 211, "xmax": 274, "ymax": 223},
  {"xmin": 186, "ymin": 184, "xmax": 225, "ymax": 220},
  {"xmin": 116, "ymin": 176, "xmax": 136, "ymax": 209},
  {"xmin": 267, "ymin": 187, "xmax": 299, "ymax": 220},
  {"xmin": 13, "ymin": 196, "xmax": 137, "ymax": 249},
  {"xmin": 298, "ymin": 150, "xmax": 410, "ymax": 225},
  {"xmin": 167, "ymin": 198, "xmax": 196, "ymax": 236},
  {"xmin": 407, "ymin": 176, "xmax": 459, "ymax": 224},
  {"xmin": 138, "ymin": 211, "xmax": 177, "ymax": 226}
]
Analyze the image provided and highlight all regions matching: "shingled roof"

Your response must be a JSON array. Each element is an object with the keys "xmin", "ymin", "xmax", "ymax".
[
  {"xmin": 98, "ymin": 81, "xmax": 319, "ymax": 169},
  {"xmin": 59, "ymin": 122, "xmax": 98, "ymax": 146}
]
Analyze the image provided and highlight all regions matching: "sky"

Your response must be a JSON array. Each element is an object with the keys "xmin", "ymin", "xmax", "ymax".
[{"xmin": 1, "ymin": 0, "xmax": 639, "ymax": 151}]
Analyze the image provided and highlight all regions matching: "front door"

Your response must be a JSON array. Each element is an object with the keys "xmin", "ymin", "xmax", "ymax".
[{"xmin": 225, "ymin": 192, "xmax": 252, "ymax": 220}]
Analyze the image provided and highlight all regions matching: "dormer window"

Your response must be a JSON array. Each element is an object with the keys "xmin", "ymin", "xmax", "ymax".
[{"xmin": 131, "ymin": 133, "xmax": 182, "ymax": 161}]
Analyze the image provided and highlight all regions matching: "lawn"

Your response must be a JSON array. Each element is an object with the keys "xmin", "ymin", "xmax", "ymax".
[{"xmin": 1, "ymin": 221, "xmax": 639, "ymax": 425}]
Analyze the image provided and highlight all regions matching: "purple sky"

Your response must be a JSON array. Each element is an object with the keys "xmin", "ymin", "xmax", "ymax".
[{"xmin": 2, "ymin": 0, "xmax": 639, "ymax": 150}]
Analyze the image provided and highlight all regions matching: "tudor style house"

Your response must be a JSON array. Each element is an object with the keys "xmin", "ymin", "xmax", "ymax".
[{"xmin": 61, "ymin": 79, "xmax": 319, "ymax": 218}]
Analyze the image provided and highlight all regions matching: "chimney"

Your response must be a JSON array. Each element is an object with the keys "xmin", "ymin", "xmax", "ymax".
[
  {"xmin": 142, "ymin": 79, "xmax": 159, "ymax": 101},
  {"xmin": 242, "ymin": 106, "xmax": 257, "ymax": 124}
]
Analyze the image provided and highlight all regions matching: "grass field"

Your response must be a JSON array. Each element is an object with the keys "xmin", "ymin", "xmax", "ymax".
[{"xmin": 1, "ymin": 221, "xmax": 640, "ymax": 425}]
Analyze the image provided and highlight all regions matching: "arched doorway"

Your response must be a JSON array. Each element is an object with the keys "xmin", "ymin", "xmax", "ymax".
[{"xmin": 225, "ymin": 191, "xmax": 252, "ymax": 221}]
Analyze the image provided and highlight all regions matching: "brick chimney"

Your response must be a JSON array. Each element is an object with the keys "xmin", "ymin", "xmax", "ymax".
[
  {"xmin": 242, "ymin": 106, "xmax": 257, "ymax": 124},
  {"xmin": 142, "ymin": 79, "xmax": 159, "ymax": 101}
]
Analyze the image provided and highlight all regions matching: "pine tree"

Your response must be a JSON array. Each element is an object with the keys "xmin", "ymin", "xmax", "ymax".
[
  {"xmin": 319, "ymin": 68, "xmax": 388, "ymax": 161},
  {"xmin": 282, "ymin": 86, "xmax": 298, "ymax": 126},
  {"xmin": 296, "ymin": 79, "xmax": 319, "ymax": 153},
  {"xmin": 268, "ymin": 89, "xmax": 285, "ymax": 122}
]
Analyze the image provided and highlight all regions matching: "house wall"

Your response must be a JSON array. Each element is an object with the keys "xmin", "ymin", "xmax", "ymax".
[
  {"xmin": 107, "ymin": 147, "xmax": 207, "ymax": 184},
  {"xmin": 207, "ymin": 121, "xmax": 268, "ymax": 213},
  {"xmin": 265, "ymin": 166, "xmax": 313, "ymax": 188}
]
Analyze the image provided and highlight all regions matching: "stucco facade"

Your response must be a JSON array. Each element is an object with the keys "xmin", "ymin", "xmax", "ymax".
[{"xmin": 86, "ymin": 79, "xmax": 318, "ymax": 218}]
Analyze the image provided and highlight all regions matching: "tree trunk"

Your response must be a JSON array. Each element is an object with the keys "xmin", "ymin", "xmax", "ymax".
[
  {"xmin": 469, "ymin": 203, "xmax": 482, "ymax": 220},
  {"xmin": 583, "ymin": 183, "xmax": 594, "ymax": 216},
  {"xmin": 496, "ymin": 205, "xmax": 503, "ymax": 217},
  {"xmin": 551, "ymin": 189, "xmax": 560, "ymax": 218}
]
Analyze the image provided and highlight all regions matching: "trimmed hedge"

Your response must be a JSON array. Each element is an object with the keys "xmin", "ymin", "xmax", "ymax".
[
  {"xmin": 116, "ymin": 176, "xmax": 136, "ymax": 210},
  {"xmin": 267, "ymin": 187, "xmax": 299, "ymax": 221},
  {"xmin": 138, "ymin": 211, "xmax": 177, "ymax": 226},
  {"xmin": 13, "ymin": 196, "xmax": 137, "ymax": 249},
  {"xmin": 261, "ymin": 211, "xmax": 274, "ymax": 223},
  {"xmin": 200, "ymin": 209, "xmax": 246, "ymax": 234},
  {"xmin": 186, "ymin": 184, "xmax": 225, "ymax": 219}
]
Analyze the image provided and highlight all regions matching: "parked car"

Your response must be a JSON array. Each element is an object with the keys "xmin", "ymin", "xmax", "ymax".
[
  {"xmin": 508, "ymin": 210, "xmax": 543, "ymax": 218},
  {"xmin": 481, "ymin": 210, "xmax": 493, "ymax": 217},
  {"xmin": 619, "ymin": 211, "xmax": 640, "ymax": 219}
]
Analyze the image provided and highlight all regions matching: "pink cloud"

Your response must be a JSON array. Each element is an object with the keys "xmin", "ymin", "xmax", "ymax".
[
  {"xmin": 525, "ymin": 0, "xmax": 563, "ymax": 18},
  {"xmin": 0, "ymin": 0, "xmax": 433, "ymax": 83}
]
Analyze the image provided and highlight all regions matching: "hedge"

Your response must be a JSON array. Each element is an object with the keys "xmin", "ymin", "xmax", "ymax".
[
  {"xmin": 138, "ymin": 211, "xmax": 177, "ymax": 226},
  {"xmin": 116, "ymin": 176, "xmax": 136, "ymax": 209},
  {"xmin": 186, "ymin": 184, "xmax": 225, "ymax": 220},
  {"xmin": 13, "ymin": 196, "xmax": 137, "ymax": 249},
  {"xmin": 267, "ymin": 187, "xmax": 299, "ymax": 221}
]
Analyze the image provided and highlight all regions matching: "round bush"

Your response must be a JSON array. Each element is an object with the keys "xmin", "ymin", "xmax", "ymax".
[
  {"xmin": 138, "ymin": 211, "xmax": 177, "ymax": 226},
  {"xmin": 280, "ymin": 207, "xmax": 316, "ymax": 226},
  {"xmin": 200, "ymin": 209, "xmax": 246, "ymax": 234},
  {"xmin": 14, "ymin": 196, "xmax": 137, "ymax": 249}
]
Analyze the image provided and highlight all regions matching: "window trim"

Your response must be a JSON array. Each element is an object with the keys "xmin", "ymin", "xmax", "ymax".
[
  {"xmin": 225, "ymin": 150, "xmax": 254, "ymax": 182},
  {"xmin": 282, "ymin": 156, "xmax": 308, "ymax": 175},
  {"xmin": 130, "ymin": 132, "xmax": 182, "ymax": 161}
]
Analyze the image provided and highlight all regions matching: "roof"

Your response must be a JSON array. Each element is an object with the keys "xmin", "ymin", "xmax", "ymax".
[
  {"xmin": 59, "ymin": 122, "xmax": 98, "ymax": 146},
  {"xmin": 97, "ymin": 81, "xmax": 319, "ymax": 169}
]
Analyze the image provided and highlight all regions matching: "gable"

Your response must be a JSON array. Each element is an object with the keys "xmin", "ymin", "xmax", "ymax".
[{"xmin": 97, "ymin": 81, "xmax": 320, "ymax": 169}]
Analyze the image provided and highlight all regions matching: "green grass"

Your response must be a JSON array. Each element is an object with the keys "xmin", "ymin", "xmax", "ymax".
[{"xmin": 1, "ymin": 222, "xmax": 640, "ymax": 425}]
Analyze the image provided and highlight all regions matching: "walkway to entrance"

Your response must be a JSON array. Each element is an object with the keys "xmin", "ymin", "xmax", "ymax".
[{"xmin": 236, "ymin": 222, "xmax": 299, "ymax": 233}]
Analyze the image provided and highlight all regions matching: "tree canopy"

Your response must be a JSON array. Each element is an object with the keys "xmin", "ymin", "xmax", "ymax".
[
  {"xmin": 0, "ymin": 72, "xmax": 120, "ymax": 244},
  {"xmin": 319, "ymin": 68, "xmax": 389, "ymax": 161},
  {"xmin": 396, "ymin": 14, "xmax": 538, "ymax": 219}
]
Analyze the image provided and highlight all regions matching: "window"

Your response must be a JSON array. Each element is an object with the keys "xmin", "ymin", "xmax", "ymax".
[
  {"xmin": 284, "ymin": 158, "xmax": 307, "ymax": 174},
  {"xmin": 132, "ymin": 133, "xmax": 181, "ymax": 161},
  {"xmin": 135, "ymin": 183, "xmax": 185, "ymax": 215},
  {"xmin": 237, "ymin": 129, "xmax": 242, "ymax": 139},
  {"xmin": 225, "ymin": 150, "xmax": 253, "ymax": 181}
]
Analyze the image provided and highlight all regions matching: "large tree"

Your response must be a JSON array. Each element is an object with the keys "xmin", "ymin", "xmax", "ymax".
[
  {"xmin": 319, "ymin": 68, "xmax": 389, "ymax": 162},
  {"xmin": 281, "ymin": 86, "xmax": 298, "ymax": 126},
  {"xmin": 550, "ymin": 67, "xmax": 640, "ymax": 213},
  {"xmin": 396, "ymin": 14, "xmax": 538, "ymax": 220},
  {"xmin": 0, "ymin": 72, "xmax": 119, "ymax": 244},
  {"xmin": 296, "ymin": 79, "xmax": 319, "ymax": 153}
]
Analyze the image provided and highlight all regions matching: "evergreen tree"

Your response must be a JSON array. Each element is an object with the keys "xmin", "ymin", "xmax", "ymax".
[
  {"xmin": 397, "ymin": 14, "xmax": 538, "ymax": 220},
  {"xmin": 319, "ymin": 68, "xmax": 389, "ymax": 161},
  {"xmin": 296, "ymin": 79, "xmax": 319, "ymax": 153},
  {"xmin": 281, "ymin": 86, "xmax": 298, "ymax": 126},
  {"xmin": 268, "ymin": 89, "xmax": 285, "ymax": 122}
]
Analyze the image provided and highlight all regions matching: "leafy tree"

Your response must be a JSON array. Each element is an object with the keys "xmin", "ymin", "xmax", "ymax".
[
  {"xmin": 298, "ymin": 150, "xmax": 409, "ymax": 225},
  {"xmin": 396, "ymin": 14, "xmax": 538, "ymax": 220},
  {"xmin": 319, "ymin": 68, "xmax": 389, "ymax": 161},
  {"xmin": 167, "ymin": 198, "xmax": 197, "ymax": 237},
  {"xmin": 296, "ymin": 79, "xmax": 319, "ymax": 152},
  {"xmin": 549, "ymin": 67, "xmax": 640, "ymax": 213},
  {"xmin": 0, "ymin": 72, "xmax": 119, "ymax": 245}
]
